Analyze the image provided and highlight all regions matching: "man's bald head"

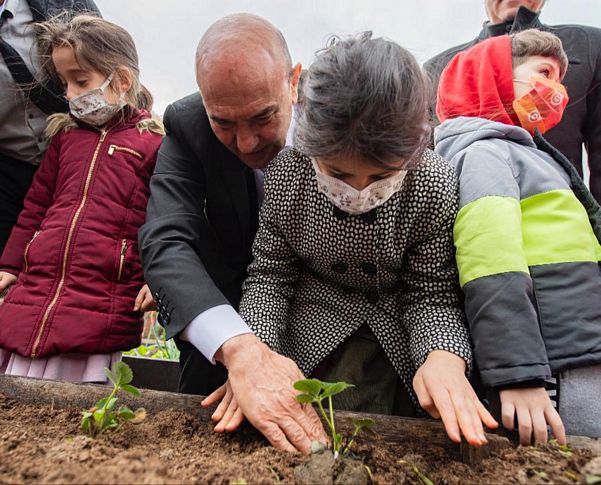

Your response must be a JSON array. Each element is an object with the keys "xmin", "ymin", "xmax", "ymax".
[
  {"xmin": 195, "ymin": 13, "xmax": 292, "ymax": 82},
  {"xmin": 194, "ymin": 13, "xmax": 301, "ymax": 170}
]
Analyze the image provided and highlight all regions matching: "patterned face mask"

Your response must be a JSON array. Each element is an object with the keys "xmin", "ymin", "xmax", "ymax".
[
  {"xmin": 512, "ymin": 76, "xmax": 569, "ymax": 135},
  {"xmin": 69, "ymin": 73, "xmax": 126, "ymax": 127},
  {"xmin": 311, "ymin": 158, "xmax": 407, "ymax": 215}
]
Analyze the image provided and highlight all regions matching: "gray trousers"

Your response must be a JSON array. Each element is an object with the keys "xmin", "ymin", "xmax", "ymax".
[
  {"xmin": 311, "ymin": 324, "xmax": 416, "ymax": 416},
  {"xmin": 557, "ymin": 363, "xmax": 601, "ymax": 438}
]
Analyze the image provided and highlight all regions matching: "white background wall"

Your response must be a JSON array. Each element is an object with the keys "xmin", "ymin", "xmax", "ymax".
[{"xmin": 95, "ymin": 1, "xmax": 601, "ymax": 114}]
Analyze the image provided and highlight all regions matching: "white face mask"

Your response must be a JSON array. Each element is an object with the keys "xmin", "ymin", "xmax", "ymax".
[
  {"xmin": 69, "ymin": 73, "xmax": 126, "ymax": 126},
  {"xmin": 311, "ymin": 158, "xmax": 407, "ymax": 215}
]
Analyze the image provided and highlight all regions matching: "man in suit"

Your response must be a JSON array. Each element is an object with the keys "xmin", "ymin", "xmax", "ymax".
[
  {"xmin": 425, "ymin": 0, "xmax": 601, "ymax": 203},
  {"xmin": 0, "ymin": 0, "xmax": 100, "ymax": 255},
  {"xmin": 139, "ymin": 13, "xmax": 327, "ymax": 454}
]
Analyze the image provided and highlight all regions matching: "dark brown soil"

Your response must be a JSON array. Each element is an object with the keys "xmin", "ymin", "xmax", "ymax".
[{"xmin": 0, "ymin": 392, "xmax": 598, "ymax": 484}]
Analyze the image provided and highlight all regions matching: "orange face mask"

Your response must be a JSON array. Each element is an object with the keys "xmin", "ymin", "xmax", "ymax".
[{"xmin": 512, "ymin": 76, "xmax": 569, "ymax": 135}]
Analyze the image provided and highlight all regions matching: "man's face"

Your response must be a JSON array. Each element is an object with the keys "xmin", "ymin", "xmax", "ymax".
[
  {"xmin": 199, "ymin": 50, "xmax": 301, "ymax": 170},
  {"xmin": 485, "ymin": 0, "xmax": 545, "ymax": 24}
]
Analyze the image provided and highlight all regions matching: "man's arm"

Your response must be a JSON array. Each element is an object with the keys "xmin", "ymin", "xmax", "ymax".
[
  {"xmin": 202, "ymin": 150, "xmax": 329, "ymax": 453},
  {"xmin": 138, "ymin": 103, "xmax": 248, "ymax": 357}
]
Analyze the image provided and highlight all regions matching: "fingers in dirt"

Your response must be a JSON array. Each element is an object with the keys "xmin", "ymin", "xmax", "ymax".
[
  {"xmin": 502, "ymin": 402, "xmax": 516, "ymax": 432},
  {"xmin": 201, "ymin": 384, "xmax": 227, "ymax": 408},
  {"xmin": 517, "ymin": 407, "xmax": 534, "ymax": 446},
  {"xmin": 214, "ymin": 399, "xmax": 238, "ymax": 432},
  {"xmin": 475, "ymin": 398, "xmax": 498, "ymax": 429},
  {"xmin": 451, "ymin": 392, "xmax": 486, "ymax": 446},
  {"xmin": 531, "ymin": 409, "xmax": 548, "ymax": 444},
  {"xmin": 212, "ymin": 388, "xmax": 233, "ymax": 422},
  {"xmin": 256, "ymin": 421, "xmax": 300, "ymax": 454},
  {"xmin": 545, "ymin": 407, "xmax": 566, "ymax": 445},
  {"xmin": 430, "ymin": 387, "xmax": 462, "ymax": 444},
  {"xmin": 224, "ymin": 408, "xmax": 245, "ymax": 432},
  {"xmin": 414, "ymin": 376, "xmax": 440, "ymax": 418}
]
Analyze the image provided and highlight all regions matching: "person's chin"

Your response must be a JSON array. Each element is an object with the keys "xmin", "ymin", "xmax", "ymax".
[{"xmin": 500, "ymin": 6, "xmax": 520, "ymax": 20}]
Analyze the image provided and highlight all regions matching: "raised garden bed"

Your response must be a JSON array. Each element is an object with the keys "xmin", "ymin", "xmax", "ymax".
[{"xmin": 1, "ymin": 375, "xmax": 600, "ymax": 484}]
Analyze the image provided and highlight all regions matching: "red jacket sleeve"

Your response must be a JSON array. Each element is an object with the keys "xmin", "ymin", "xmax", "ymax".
[{"xmin": 0, "ymin": 135, "xmax": 61, "ymax": 274}]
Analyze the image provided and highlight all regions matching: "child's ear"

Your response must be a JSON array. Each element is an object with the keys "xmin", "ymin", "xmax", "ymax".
[{"xmin": 115, "ymin": 66, "xmax": 133, "ymax": 94}]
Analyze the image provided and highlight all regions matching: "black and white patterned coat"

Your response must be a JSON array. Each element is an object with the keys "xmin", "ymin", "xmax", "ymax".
[{"xmin": 239, "ymin": 148, "xmax": 471, "ymax": 408}]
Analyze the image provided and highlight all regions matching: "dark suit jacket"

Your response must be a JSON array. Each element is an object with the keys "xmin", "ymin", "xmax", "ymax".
[
  {"xmin": 139, "ymin": 92, "xmax": 259, "ymax": 394},
  {"xmin": 27, "ymin": 0, "xmax": 100, "ymax": 20},
  {"xmin": 424, "ymin": 7, "xmax": 601, "ymax": 203}
]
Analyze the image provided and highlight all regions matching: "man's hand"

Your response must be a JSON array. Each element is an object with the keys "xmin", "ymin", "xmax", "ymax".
[
  {"xmin": 133, "ymin": 284, "xmax": 156, "ymax": 312},
  {"xmin": 0, "ymin": 271, "xmax": 17, "ymax": 298},
  {"xmin": 413, "ymin": 350, "xmax": 498, "ymax": 447},
  {"xmin": 202, "ymin": 380, "xmax": 246, "ymax": 432},
  {"xmin": 500, "ymin": 387, "xmax": 566, "ymax": 446},
  {"xmin": 206, "ymin": 334, "xmax": 329, "ymax": 454}
]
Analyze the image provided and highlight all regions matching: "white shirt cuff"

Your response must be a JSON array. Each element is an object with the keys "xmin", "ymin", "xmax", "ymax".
[{"xmin": 180, "ymin": 304, "xmax": 253, "ymax": 364}]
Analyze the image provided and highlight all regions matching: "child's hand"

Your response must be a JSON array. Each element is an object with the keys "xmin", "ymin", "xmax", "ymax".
[
  {"xmin": 0, "ymin": 271, "xmax": 17, "ymax": 297},
  {"xmin": 133, "ymin": 284, "xmax": 156, "ymax": 312},
  {"xmin": 201, "ymin": 380, "xmax": 246, "ymax": 432},
  {"xmin": 413, "ymin": 350, "xmax": 498, "ymax": 447},
  {"xmin": 499, "ymin": 387, "xmax": 566, "ymax": 446}
]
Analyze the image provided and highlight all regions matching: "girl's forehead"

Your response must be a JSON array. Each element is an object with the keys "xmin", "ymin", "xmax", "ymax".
[{"xmin": 52, "ymin": 46, "xmax": 86, "ymax": 74}]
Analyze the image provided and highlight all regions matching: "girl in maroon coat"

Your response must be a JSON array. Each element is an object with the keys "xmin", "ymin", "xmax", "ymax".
[{"xmin": 0, "ymin": 15, "xmax": 163, "ymax": 382}]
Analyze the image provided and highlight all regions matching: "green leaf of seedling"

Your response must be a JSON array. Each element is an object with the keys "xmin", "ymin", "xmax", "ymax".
[
  {"xmin": 93, "ymin": 408, "xmax": 105, "ymax": 424},
  {"xmin": 106, "ymin": 417, "xmax": 119, "ymax": 430},
  {"xmin": 293, "ymin": 379, "xmax": 323, "ymax": 398},
  {"xmin": 104, "ymin": 397, "xmax": 117, "ymax": 411},
  {"xmin": 320, "ymin": 381, "xmax": 354, "ymax": 399},
  {"xmin": 121, "ymin": 384, "xmax": 140, "ymax": 397},
  {"xmin": 104, "ymin": 367, "xmax": 117, "ymax": 386},
  {"xmin": 118, "ymin": 405, "xmax": 136, "ymax": 420},
  {"xmin": 295, "ymin": 393, "xmax": 316, "ymax": 404},
  {"xmin": 81, "ymin": 413, "xmax": 93, "ymax": 434},
  {"xmin": 114, "ymin": 361, "xmax": 133, "ymax": 386},
  {"xmin": 351, "ymin": 417, "xmax": 375, "ymax": 432}
]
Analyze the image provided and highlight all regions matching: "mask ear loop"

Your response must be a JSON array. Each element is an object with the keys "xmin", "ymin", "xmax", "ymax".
[{"xmin": 99, "ymin": 72, "xmax": 115, "ymax": 92}]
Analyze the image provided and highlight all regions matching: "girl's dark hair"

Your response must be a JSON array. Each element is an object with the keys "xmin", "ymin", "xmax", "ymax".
[
  {"xmin": 295, "ymin": 31, "xmax": 430, "ymax": 170},
  {"xmin": 36, "ymin": 14, "xmax": 153, "ymax": 110}
]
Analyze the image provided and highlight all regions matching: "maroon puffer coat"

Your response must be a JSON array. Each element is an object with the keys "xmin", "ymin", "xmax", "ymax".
[{"xmin": 0, "ymin": 109, "xmax": 163, "ymax": 357}]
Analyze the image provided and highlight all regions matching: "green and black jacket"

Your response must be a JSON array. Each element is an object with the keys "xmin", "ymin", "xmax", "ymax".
[{"xmin": 435, "ymin": 117, "xmax": 601, "ymax": 388}]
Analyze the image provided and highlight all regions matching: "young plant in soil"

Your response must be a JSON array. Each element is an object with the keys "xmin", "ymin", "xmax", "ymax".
[
  {"xmin": 294, "ymin": 378, "xmax": 374, "ymax": 458},
  {"xmin": 81, "ymin": 361, "xmax": 145, "ymax": 437}
]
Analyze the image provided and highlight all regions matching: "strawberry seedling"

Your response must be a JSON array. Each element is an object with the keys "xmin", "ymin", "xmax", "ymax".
[
  {"xmin": 294, "ymin": 378, "xmax": 374, "ymax": 458},
  {"xmin": 81, "ymin": 361, "xmax": 145, "ymax": 437}
]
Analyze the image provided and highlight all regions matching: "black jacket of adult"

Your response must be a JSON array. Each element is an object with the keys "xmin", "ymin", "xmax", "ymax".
[
  {"xmin": 424, "ymin": 7, "xmax": 601, "ymax": 203},
  {"xmin": 27, "ymin": 0, "xmax": 100, "ymax": 22},
  {"xmin": 138, "ymin": 93, "xmax": 260, "ymax": 394}
]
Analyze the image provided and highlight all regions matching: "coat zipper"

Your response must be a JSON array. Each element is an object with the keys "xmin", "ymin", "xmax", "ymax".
[
  {"xmin": 117, "ymin": 239, "xmax": 127, "ymax": 281},
  {"xmin": 31, "ymin": 130, "xmax": 108, "ymax": 357},
  {"xmin": 108, "ymin": 144, "xmax": 143, "ymax": 159},
  {"xmin": 23, "ymin": 230, "xmax": 40, "ymax": 273}
]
